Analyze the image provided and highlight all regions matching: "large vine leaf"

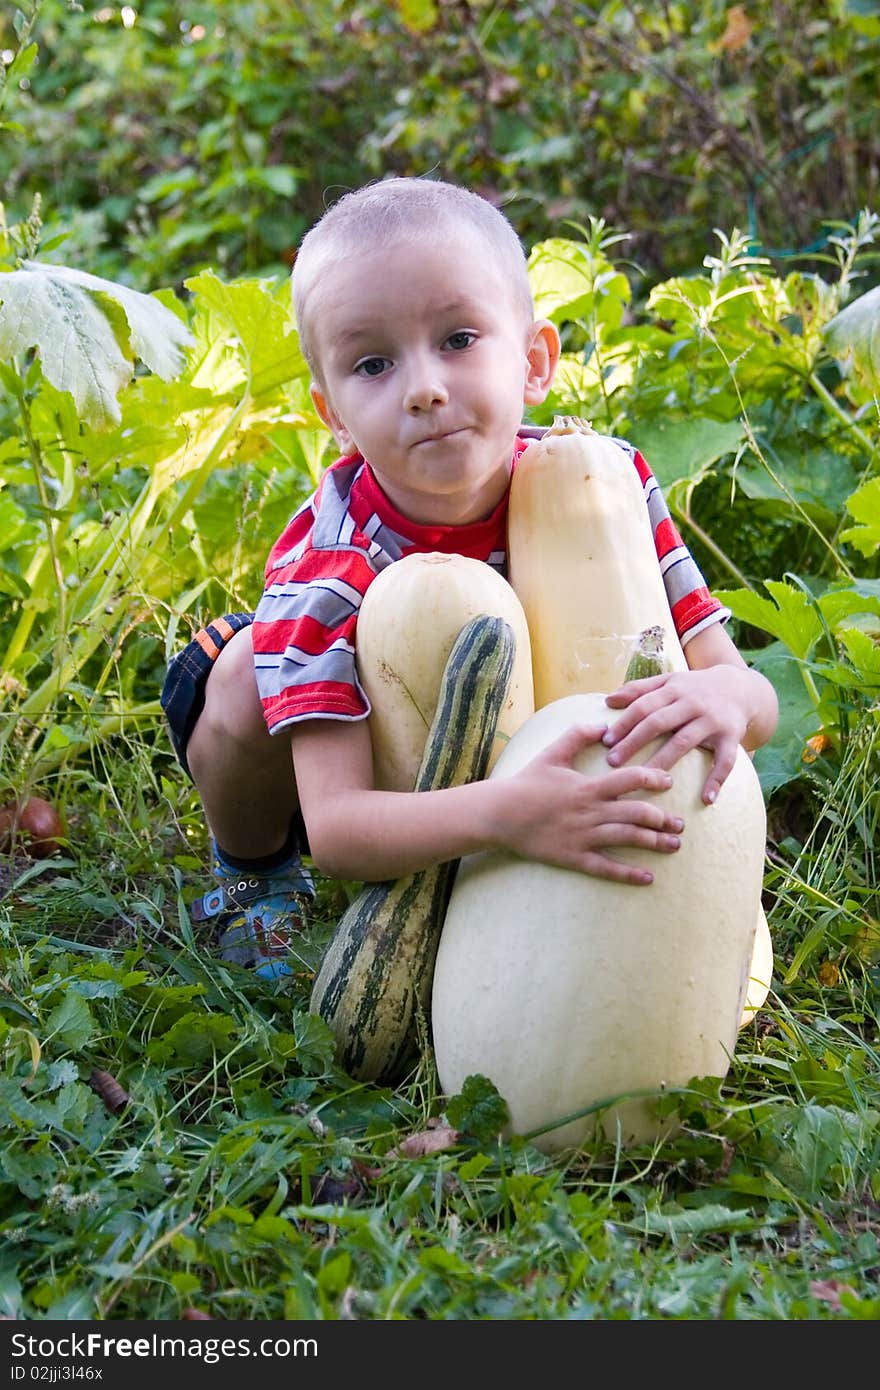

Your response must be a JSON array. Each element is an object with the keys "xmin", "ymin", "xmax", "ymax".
[
  {"xmin": 718, "ymin": 577, "xmax": 880, "ymax": 656},
  {"xmin": 840, "ymin": 476, "xmax": 880, "ymax": 557},
  {"xmin": 0, "ymin": 260, "xmax": 194, "ymax": 429},
  {"xmin": 626, "ymin": 416, "xmax": 745, "ymax": 502},
  {"xmin": 742, "ymin": 641, "xmax": 819, "ymax": 794},
  {"xmin": 527, "ymin": 237, "xmax": 630, "ymax": 329},
  {"xmin": 183, "ymin": 270, "xmax": 305, "ymax": 397},
  {"xmin": 714, "ymin": 580, "xmax": 824, "ymax": 659},
  {"xmin": 823, "ymin": 283, "xmax": 880, "ymax": 391}
]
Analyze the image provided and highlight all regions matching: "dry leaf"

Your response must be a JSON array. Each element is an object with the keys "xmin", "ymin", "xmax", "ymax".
[
  {"xmin": 389, "ymin": 1124, "xmax": 461, "ymax": 1158},
  {"xmin": 487, "ymin": 71, "xmax": 520, "ymax": 104},
  {"xmin": 339, "ymin": 1286, "xmax": 359, "ymax": 1320},
  {"xmin": 809, "ymin": 1279, "xmax": 854, "ymax": 1310},
  {"xmin": 712, "ymin": 1138, "xmax": 736, "ymax": 1181},
  {"xmin": 714, "ymin": 5, "xmax": 753, "ymax": 53},
  {"xmin": 817, "ymin": 960, "xmax": 841, "ymax": 987},
  {"xmin": 89, "ymin": 1068, "xmax": 130, "ymax": 1114},
  {"xmin": 311, "ymin": 1172, "xmax": 364, "ymax": 1204},
  {"xmin": 850, "ymin": 918, "xmax": 880, "ymax": 963},
  {"xmin": 351, "ymin": 1156, "xmax": 383, "ymax": 1183}
]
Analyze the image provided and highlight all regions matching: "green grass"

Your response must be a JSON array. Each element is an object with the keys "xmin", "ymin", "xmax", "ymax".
[{"xmin": 1, "ymin": 716, "xmax": 878, "ymax": 1322}]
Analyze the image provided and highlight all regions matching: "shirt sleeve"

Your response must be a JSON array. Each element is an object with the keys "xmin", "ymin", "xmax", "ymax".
[
  {"xmin": 252, "ymin": 541, "xmax": 378, "ymax": 734},
  {"xmin": 627, "ymin": 443, "xmax": 731, "ymax": 645}
]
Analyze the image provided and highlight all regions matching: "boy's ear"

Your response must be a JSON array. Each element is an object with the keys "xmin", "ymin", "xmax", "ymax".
[
  {"xmin": 310, "ymin": 382, "xmax": 356, "ymax": 455},
  {"xmin": 523, "ymin": 319, "xmax": 561, "ymax": 405}
]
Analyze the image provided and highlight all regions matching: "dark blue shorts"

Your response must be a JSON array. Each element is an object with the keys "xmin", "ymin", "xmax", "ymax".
[{"xmin": 161, "ymin": 613, "xmax": 255, "ymax": 778}]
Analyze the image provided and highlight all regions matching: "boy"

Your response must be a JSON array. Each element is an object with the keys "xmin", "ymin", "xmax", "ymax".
[{"xmin": 162, "ymin": 177, "xmax": 778, "ymax": 978}]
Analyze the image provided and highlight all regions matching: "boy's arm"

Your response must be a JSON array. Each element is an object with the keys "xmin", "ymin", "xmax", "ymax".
[
  {"xmin": 291, "ymin": 718, "xmax": 686, "ymax": 886},
  {"xmin": 602, "ymin": 621, "xmax": 779, "ymax": 804}
]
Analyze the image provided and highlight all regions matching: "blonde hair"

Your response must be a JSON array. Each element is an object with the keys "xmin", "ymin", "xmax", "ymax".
[{"xmin": 292, "ymin": 177, "xmax": 534, "ymax": 380}]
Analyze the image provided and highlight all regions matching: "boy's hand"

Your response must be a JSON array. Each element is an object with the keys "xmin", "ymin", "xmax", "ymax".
[
  {"xmin": 601, "ymin": 664, "xmax": 758, "ymax": 805},
  {"xmin": 501, "ymin": 723, "xmax": 684, "ymax": 886}
]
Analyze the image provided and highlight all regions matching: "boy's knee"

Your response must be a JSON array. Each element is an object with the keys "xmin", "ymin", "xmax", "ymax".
[
  {"xmin": 201, "ymin": 627, "xmax": 265, "ymax": 740},
  {"xmin": 213, "ymin": 624, "xmax": 255, "ymax": 679}
]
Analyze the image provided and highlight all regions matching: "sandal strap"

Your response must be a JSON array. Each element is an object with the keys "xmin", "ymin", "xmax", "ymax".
[{"xmin": 191, "ymin": 874, "xmax": 311, "ymax": 923}]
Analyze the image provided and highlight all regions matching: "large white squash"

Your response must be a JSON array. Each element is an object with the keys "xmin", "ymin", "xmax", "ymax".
[
  {"xmin": 431, "ymin": 692, "xmax": 767, "ymax": 1152},
  {"xmin": 356, "ymin": 552, "xmax": 534, "ymax": 792},
  {"xmin": 432, "ymin": 419, "xmax": 771, "ymax": 1152}
]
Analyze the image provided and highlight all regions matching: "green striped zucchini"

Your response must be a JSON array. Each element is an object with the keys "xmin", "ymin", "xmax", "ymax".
[{"xmin": 309, "ymin": 613, "xmax": 516, "ymax": 1083}]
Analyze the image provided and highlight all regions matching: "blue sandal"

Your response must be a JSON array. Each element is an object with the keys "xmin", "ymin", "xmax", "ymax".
[{"xmin": 191, "ymin": 854, "xmax": 315, "ymax": 980}]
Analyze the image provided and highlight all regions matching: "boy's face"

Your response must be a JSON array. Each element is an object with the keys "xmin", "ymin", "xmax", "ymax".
[{"xmin": 308, "ymin": 230, "xmax": 559, "ymax": 526}]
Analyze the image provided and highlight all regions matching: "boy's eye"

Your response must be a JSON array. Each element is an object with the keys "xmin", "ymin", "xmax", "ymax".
[
  {"xmin": 354, "ymin": 356, "xmax": 390, "ymax": 378},
  {"xmin": 446, "ymin": 331, "xmax": 475, "ymax": 351}
]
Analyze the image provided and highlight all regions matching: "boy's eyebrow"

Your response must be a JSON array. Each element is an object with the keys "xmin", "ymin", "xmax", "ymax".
[
  {"xmin": 331, "ymin": 325, "xmax": 382, "ymax": 347},
  {"xmin": 332, "ymin": 299, "xmax": 485, "ymax": 348}
]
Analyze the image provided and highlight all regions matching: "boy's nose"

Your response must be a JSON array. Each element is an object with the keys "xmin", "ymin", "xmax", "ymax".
[{"xmin": 402, "ymin": 358, "xmax": 449, "ymax": 412}]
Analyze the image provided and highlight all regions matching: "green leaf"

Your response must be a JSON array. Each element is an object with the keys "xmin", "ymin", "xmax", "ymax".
[
  {"xmin": 0, "ymin": 1259, "xmax": 22, "ymax": 1320},
  {"xmin": 146, "ymin": 1010, "xmax": 238, "ymax": 1065},
  {"xmin": 715, "ymin": 580, "xmax": 824, "ymax": 659},
  {"xmin": 835, "ymin": 627, "xmax": 880, "ymax": 690},
  {"xmin": 44, "ymin": 992, "xmax": 96, "ymax": 1051},
  {"xmin": 185, "ymin": 271, "xmax": 304, "ymax": 397},
  {"xmin": 527, "ymin": 237, "xmax": 629, "ymax": 328},
  {"xmin": 742, "ymin": 641, "xmax": 820, "ymax": 793},
  {"xmin": 636, "ymin": 1203, "xmax": 760, "ymax": 1236},
  {"xmin": 626, "ymin": 417, "xmax": 745, "ymax": 494},
  {"xmin": 30, "ymin": 262, "xmax": 193, "ymax": 381},
  {"xmin": 817, "ymin": 580, "xmax": 880, "ymax": 631},
  {"xmin": 396, "ymin": 0, "xmax": 439, "ymax": 32},
  {"xmin": 289, "ymin": 1010, "xmax": 337, "ymax": 1074},
  {"xmin": 766, "ymin": 1102, "xmax": 876, "ymax": 1202},
  {"xmin": 647, "ymin": 274, "xmax": 713, "ymax": 325},
  {"xmin": 252, "ymin": 166, "xmax": 300, "ymax": 197},
  {"xmin": 823, "ymin": 283, "xmax": 880, "ymax": 391},
  {"xmin": 445, "ymin": 1073, "xmax": 510, "ymax": 1144},
  {"xmin": 840, "ymin": 476, "xmax": 880, "ymax": 557},
  {"xmin": 45, "ymin": 1059, "xmax": 79, "ymax": 1092},
  {"xmin": 733, "ymin": 445, "xmax": 858, "ymax": 521},
  {"xmin": 0, "ymin": 261, "xmax": 193, "ymax": 428},
  {"xmin": 5, "ymin": 41, "xmax": 37, "ymax": 88}
]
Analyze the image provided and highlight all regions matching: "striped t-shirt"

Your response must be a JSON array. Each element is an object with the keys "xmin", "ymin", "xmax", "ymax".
[{"xmin": 252, "ymin": 432, "xmax": 729, "ymax": 734}]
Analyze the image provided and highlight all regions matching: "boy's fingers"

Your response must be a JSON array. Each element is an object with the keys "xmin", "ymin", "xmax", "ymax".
[
  {"xmin": 701, "ymin": 738, "xmax": 739, "ymax": 804},
  {"xmin": 543, "ymin": 722, "xmax": 609, "ymax": 763},
  {"xmin": 587, "ymin": 823, "xmax": 682, "ymax": 853},
  {"xmin": 598, "ymin": 764, "xmax": 674, "ymax": 798},
  {"xmin": 611, "ymin": 715, "xmax": 711, "ymax": 770},
  {"xmin": 604, "ymin": 673, "xmax": 668, "ymax": 705},
  {"xmin": 603, "ymin": 700, "xmax": 677, "ymax": 757},
  {"xmin": 581, "ymin": 853, "xmax": 656, "ymax": 886},
  {"xmin": 587, "ymin": 796, "xmax": 683, "ymax": 835}
]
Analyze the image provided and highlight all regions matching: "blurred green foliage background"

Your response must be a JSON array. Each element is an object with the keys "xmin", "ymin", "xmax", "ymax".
[{"xmin": 2, "ymin": 0, "xmax": 878, "ymax": 290}]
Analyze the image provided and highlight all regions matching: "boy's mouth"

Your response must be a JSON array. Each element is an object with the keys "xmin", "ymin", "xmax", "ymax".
[{"xmin": 412, "ymin": 427, "xmax": 468, "ymax": 447}]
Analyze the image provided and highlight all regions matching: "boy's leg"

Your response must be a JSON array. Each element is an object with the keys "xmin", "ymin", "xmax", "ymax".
[
  {"xmin": 163, "ymin": 621, "xmax": 314, "ymax": 978},
  {"xmin": 186, "ymin": 625, "xmax": 298, "ymax": 860}
]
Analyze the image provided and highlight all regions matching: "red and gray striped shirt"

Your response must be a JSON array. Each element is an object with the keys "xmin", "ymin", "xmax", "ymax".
[{"xmin": 253, "ymin": 433, "xmax": 729, "ymax": 734}]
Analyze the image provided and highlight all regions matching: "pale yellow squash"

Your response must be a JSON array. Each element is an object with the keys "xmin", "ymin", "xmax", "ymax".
[
  {"xmin": 356, "ymin": 552, "xmax": 534, "ymax": 792},
  {"xmin": 510, "ymin": 416, "xmax": 773, "ymax": 1023},
  {"xmin": 508, "ymin": 418, "xmax": 688, "ymax": 703},
  {"xmin": 741, "ymin": 905, "xmax": 773, "ymax": 1024}
]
